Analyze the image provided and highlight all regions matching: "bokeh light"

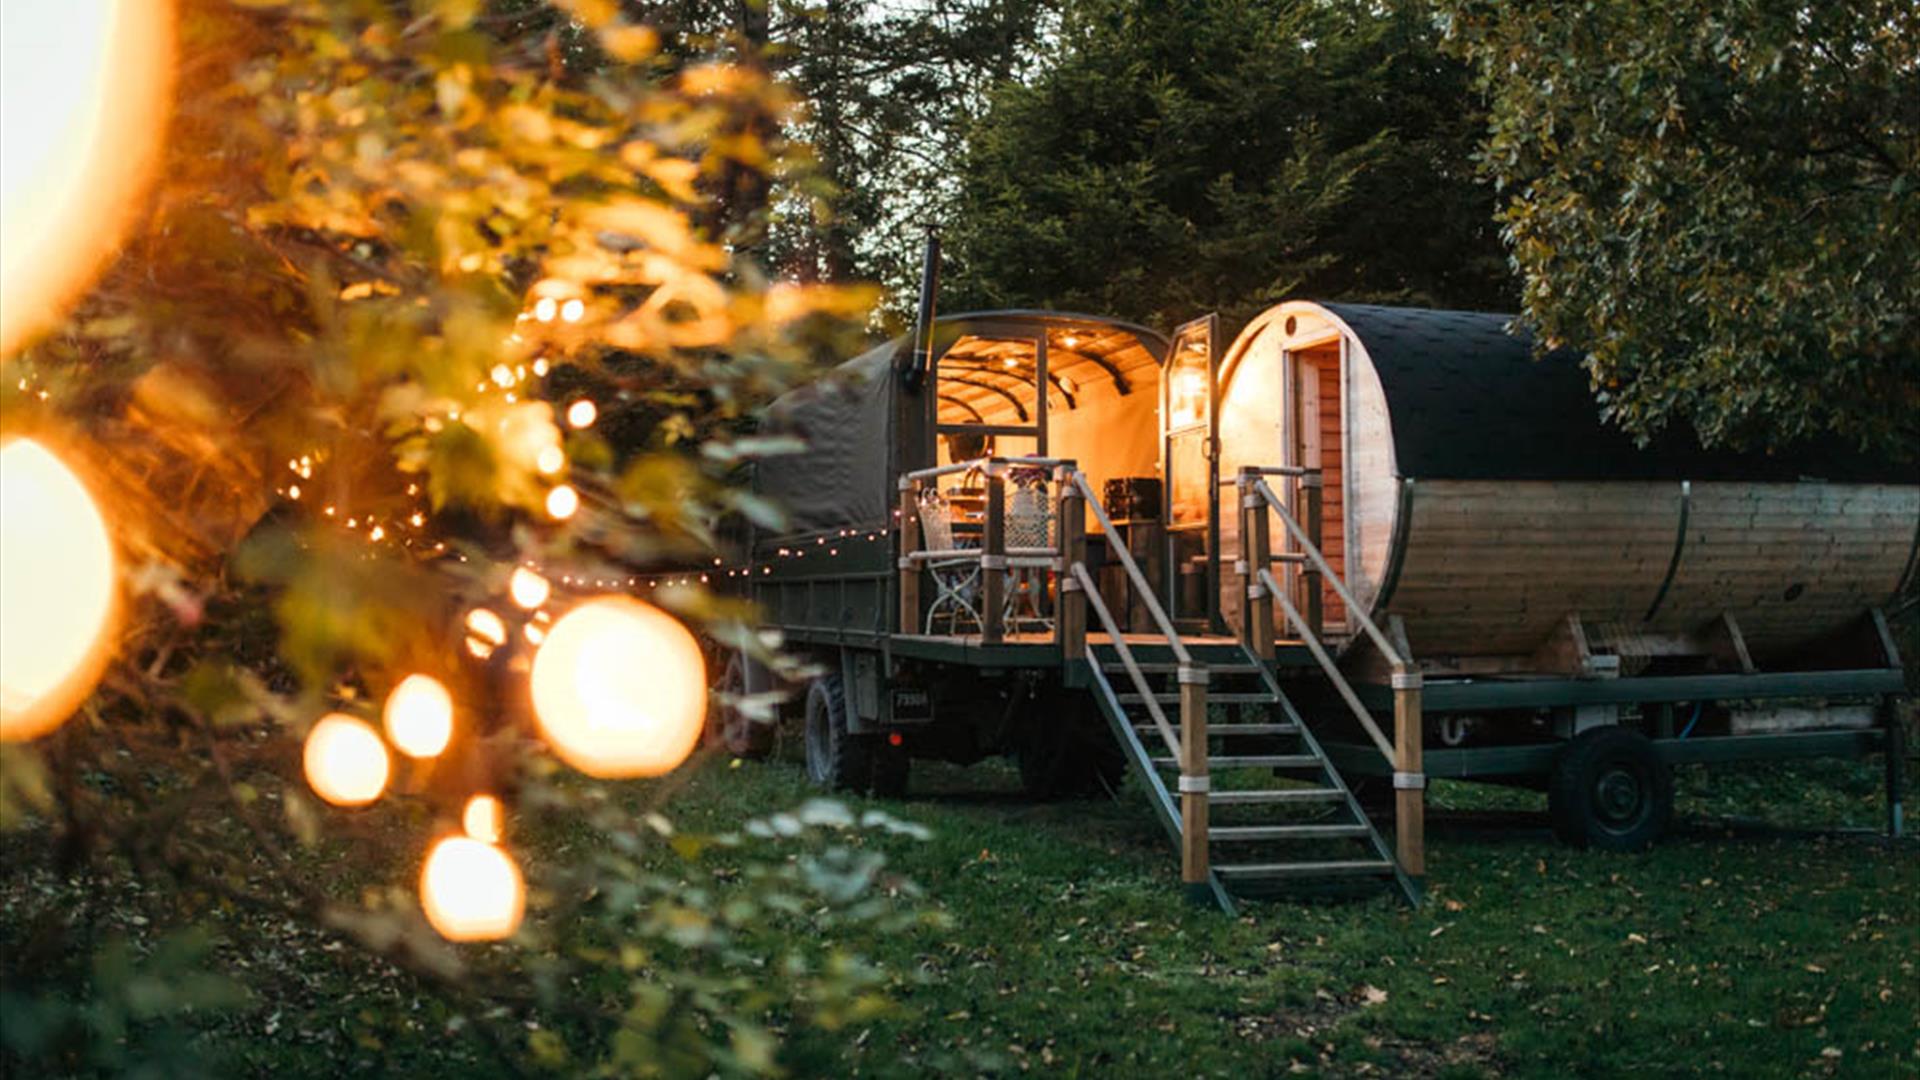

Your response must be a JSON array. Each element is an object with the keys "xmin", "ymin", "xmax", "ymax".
[
  {"xmin": 535, "ymin": 444, "xmax": 565, "ymax": 475},
  {"xmin": 0, "ymin": 0, "xmax": 174, "ymax": 354},
  {"xmin": 508, "ymin": 567, "xmax": 550, "ymax": 610},
  {"xmin": 0, "ymin": 439, "xmax": 118, "ymax": 742},
  {"xmin": 528, "ymin": 596, "xmax": 706, "ymax": 778},
  {"xmin": 421, "ymin": 836, "xmax": 524, "ymax": 942},
  {"xmin": 383, "ymin": 674, "xmax": 453, "ymax": 759},
  {"xmin": 546, "ymin": 485, "xmax": 580, "ymax": 520},
  {"xmin": 302, "ymin": 713, "xmax": 390, "ymax": 807},
  {"xmin": 565, "ymin": 399, "xmax": 597, "ymax": 428},
  {"xmin": 462, "ymin": 794, "xmax": 503, "ymax": 844}
]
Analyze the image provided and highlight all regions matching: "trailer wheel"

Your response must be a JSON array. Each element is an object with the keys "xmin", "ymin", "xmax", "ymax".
[
  {"xmin": 710, "ymin": 655, "xmax": 773, "ymax": 760},
  {"xmin": 804, "ymin": 674, "xmax": 874, "ymax": 792},
  {"xmin": 1548, "ymin": 726, "xmax": 1672, "ymax": 851}
]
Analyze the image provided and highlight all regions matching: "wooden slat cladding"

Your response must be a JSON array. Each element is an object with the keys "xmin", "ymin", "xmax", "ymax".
[
  {"xmin": 1647, "ymin": 483, "xmax": 1919, "ymax": 660},
  {"xmin": 1384, "ymin": 481, "xmax": 1681, "ymax": 658}
]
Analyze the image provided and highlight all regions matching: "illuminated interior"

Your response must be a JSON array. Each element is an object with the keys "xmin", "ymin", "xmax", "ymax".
[{"xmin": 931, "ymin": 323, "xmax": 1163, "ymax": 516}]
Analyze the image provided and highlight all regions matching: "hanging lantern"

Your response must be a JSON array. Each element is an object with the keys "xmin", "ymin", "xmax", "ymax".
[
  {"xmin": 302, "ymin": 713, "xmax": 390, "ymax": 807},
  {"xmin": 0, "ymin": 439, "xmax": 117, "ymax": 742},
  {"xmin": 0, "ymin": 0, "xmax": 174, "ymax": 354},
  {"xmin": 528, "ymin": 596, "xmax": 705, "ymax": 778},
  {"xmin": 421, "ymin": 835, "xmax": 524, "ymax": 942},
  {"xmin": 383, "ymin": 674, "xmax": 453, "ymax": 759}
]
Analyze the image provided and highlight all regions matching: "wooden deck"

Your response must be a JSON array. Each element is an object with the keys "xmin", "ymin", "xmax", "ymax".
[{"xmin": 889, "ymin": 631, "xmax": 1313, "ymax": 667}]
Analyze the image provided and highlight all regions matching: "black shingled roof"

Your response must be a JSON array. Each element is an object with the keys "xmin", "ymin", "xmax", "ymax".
[{"xmin": 1322, "ymin": 303, "xmax": 1913, "ymax": 484}]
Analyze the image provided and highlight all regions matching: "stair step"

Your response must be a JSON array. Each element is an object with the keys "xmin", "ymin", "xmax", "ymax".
[
  {"xmin": 1213, "ymin": 859, "xmax": 1396, "ymax": 880},
  {"xmin": 1134, "ymin": 722, "xmax": 1297, "ymax": 737},
  {"xmin": 1149, "ymin": 754, "xmax": 1320, "ymax": 770},
  {"xmin": 1119, "ymin": 692, "xmax": 1276, "ymax": 705},
  {"xmin": 1209, "ymin": 788, "xmax": 1346, "ymax": 805},
  {"xmin": 1099, "ymin": 661, "xmax": 1262, "ymax": 675},
  {"xmin": 1208, "ymin": 823, "xmax": 1371, "ymax": 842}
]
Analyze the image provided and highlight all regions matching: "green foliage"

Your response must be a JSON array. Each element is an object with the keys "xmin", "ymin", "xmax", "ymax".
[
  {"xmin": 0, "ymin": 0, "xmax": 912, "ymax": 1074},
  {"xmin": 1439, "ymin": 0, "xmax": 1920, "ymax": 456},
  {"xmin": 943, "ymin": 0, "xmax": 1513, "ymax": 328}
]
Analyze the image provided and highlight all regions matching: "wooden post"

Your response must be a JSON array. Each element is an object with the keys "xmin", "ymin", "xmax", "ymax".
[
  {"xmin": 1300, "ymin": 473, "xmax": 1324, "ymax": 640},
  {"xmin": 1886, "ymin": 695, "xmax": 1907, "ymax": 840},
  {"xmin": 898, "ymin": 481, "xmax": 920, "ymax": 634},
  {"xmin": 1055, "ymin": 468, "xmax": 1087, "ymax": 660},
  {"xmin": 1243, "ymin": 473, "xmax": 1275, "ymax": 660},
  {"xmin": 981, "ymin": 462, "xmax": 1006, "ymax": 643},
  {"xmin": 1392, "ymin": 666, "xmax": 1425, "ymax": 877},
  {"xmin": 1179, "ymin": 664, "xmax": 1210, "ymax": 900}
]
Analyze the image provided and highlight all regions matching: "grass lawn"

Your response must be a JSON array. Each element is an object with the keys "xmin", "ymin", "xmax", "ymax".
[{"xmin": 4, "ymin": 745, "xmax": 1915, "ymax": 1078}]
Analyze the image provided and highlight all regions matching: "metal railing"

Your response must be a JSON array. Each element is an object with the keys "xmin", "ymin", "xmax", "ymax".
[{"xmin": 1238, "ymin": 466, "xmax": 1425, "ymax": 878}]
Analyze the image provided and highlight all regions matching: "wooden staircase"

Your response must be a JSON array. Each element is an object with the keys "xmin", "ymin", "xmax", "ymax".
[{"xmin": 1075, "ymin": 640, "xmax": 1418, "ymax": 911}]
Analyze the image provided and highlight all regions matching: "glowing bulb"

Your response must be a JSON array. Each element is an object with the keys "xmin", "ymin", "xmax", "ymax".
[
  {"xmin": 465, "ymin": 607, "xmax": 507, "ymax": 646},
  {"xmin": 546, "ymin": 485, "xmax": 579, "ymax": 520},
  {"xmin": 383, "ymin": 674, "xmax": 453, "ymax": 758},
  {"xmin": 490, "ymin": 364, "xmax": 514, "ymax": 388},
  {"xmin": 532, "ymin": 296, "xmax": 557, "ymax": 323},
  {"xmin": 0, "ymin": 439, "xmax": 117, "ymax": 742},
  {"xmin": 509, "ymin": 567, "xmax": 550, "ymax": 610},
  {"xmin": 302, "ymin": 713, "xmax": 390, "ymax": 807},
  {"xmin": 421, "ymin": 836, "xmax": 524, "ymax": 942},
  {"xmin": 529, "ymin": 596, "xmax": 705, "ymax": 778},
  {"xmin": 559, "ymin": 298, "xmax": 585, "ymax": 323},
  {"xmin": 287, "ymin": 484, "xmax": 302, "ymax": 500},
  {"xmin": 565, "ymin": 399, "xmax": 596, "ymax": 429},
  {"xmin": 535, "ymin": 445, "xmax": 565, "ymax": 476},
  {"xmin": 532, "ymin": 358, "xmax": 550, "ymax": 377},
  {"xmin": 463, "ymin": 794, "xmax": 503, "ymax": 843},
  {"xmin": 368, "ymin": 524, "xmax": 385, "ymax": 542},
  {"xmin": 523, "ymin": 623, "xmax": 545, "ymax": 646},
  {"xmin": 0, "ymin": 0, "xmax": 174, "ymax": 353}
]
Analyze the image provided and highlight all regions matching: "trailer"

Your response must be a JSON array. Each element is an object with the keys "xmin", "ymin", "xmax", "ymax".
[{"xmin": 689, "ymin": 298, "xmax": 1913, "ymax": 910}]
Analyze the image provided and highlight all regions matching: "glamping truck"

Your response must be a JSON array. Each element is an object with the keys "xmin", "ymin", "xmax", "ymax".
[{"xmin": 690, "ymin": 299, "xmax": 1913, "ymax": 910}]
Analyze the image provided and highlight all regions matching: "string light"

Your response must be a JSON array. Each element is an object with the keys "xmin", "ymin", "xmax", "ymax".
[
  {"xmin": 383, "ymin": 674, "xmax": 453, "ymax": 759},
  {"xmin": 302, "ymin": 713, "xmax": 390, "ymax": 807},
  {"xmin": 465, "ymin": 607, "xmax": 507, "ymax": 659},
  {"xmin": 509, "ymin": 566, "xmax": 550, "ymax": 610},
  {"xmin": 463, "ymin": 794, "xmax": 504, "ymax": 843},
  {"xmin": 0, "ymin": 439, "xmax": 117, "ymax": 742},
  {"xmin": 528, "ymin": 596, "xmax": 705, "ymax": 778},
  {"xmin": 532, "ymin": 358, "xmax": 550, "ymax": 377},
  {"xmin": 546, "ymin": 484, "xmax": 579, "ymax": 520},
  {"xmin": 421, "ymin": 836, "xmax": 524, "ymax": 942},
  {"xmin": 535, "ymin": 445, "xmax": 565, "ymax": 475},
  {"xmin": 533, "ymin": 297, "xmax": 557, "ymax": 323},
  {"xmin": 565, "ymin": 399, "xmax": 597, "ymax": 429},
  {"xmin": 560, "ymin": 298, "xmax": 585, "ymax": 323}
]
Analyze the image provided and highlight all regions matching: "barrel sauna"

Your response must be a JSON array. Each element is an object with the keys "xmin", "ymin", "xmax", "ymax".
[{"xmin": 1215, "ymin": 301, "xmax": 1920, "ymax": 674}]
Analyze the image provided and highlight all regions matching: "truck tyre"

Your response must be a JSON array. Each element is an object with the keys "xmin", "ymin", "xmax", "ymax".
[
  {"xmin": 711, "ymin": 654, "xmax": 773, "ymax": 760},
  {"xmin": 804, "ymin": 674, "xmax": 874, "ymax": 792},
  {"xmin": 1548, "ymin": 726, "xmax": 1672, "ymax": 851}
]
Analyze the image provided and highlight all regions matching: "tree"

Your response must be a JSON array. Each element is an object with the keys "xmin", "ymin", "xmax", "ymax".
[
  {"xmin": 1439, "ymin": 0, "xmax": 1920, "ymax": 456},
  {"xmin": 941, "ymin": 0, "xmax": 1513, "ymax": 329},
  {"xmin": 0, "ymin": 1, "xmax": 915, "ymax": 1074}
]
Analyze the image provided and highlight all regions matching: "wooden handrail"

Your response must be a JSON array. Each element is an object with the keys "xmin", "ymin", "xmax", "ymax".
[
  {"xmin": 1071, "ymin": 561, "xmax": 1180, "ymax": 759},
  {"xmin": 1258, "ymin": 566, "xmax": 1395, "ymax": 765},
  {"xmin": 1248, "ymin": 474, "xmax": 1407, "ymax": 672},
  {"xmin": 1070, "ymin": 470, "xmax": 1191, "ymax": 665}
]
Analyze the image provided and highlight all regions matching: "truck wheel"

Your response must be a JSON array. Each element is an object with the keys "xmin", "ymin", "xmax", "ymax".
[
  {"xmin": 804, "ymin": 674, "xmax": 874, "ymax": 792},
  {"xmin": 710, "ymin": 655, "xmax": 773, "ymax": 760},
  {"xmin": 1548, "ymin": 726, "xmax": 1672, "ymax": 851}
]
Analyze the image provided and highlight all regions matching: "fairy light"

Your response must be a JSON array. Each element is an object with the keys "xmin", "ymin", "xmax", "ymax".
[
  {"xmin": 302, "ymin": 713, "xmax": 390, "ymax": 807},
  {"xmin": 509, "ymin": 566, "xmax": 550, "ymax": 610},
  {"xmin": 535, "ymin": 445, "xmax": 565, "ymax": 476},
  {"xmin": 462, "ymin": 794, "xmax": 504, "ymax": 844},
  {"xmin": 420, "ymin": 836, "xmax": 523, "ymax": 942},
  {"xmin": 0, "ymin": 439, "xmax": 118, "ymax": 742},
  {"xmin": 532, "ymin": 358, "xmax": 550, "ymax": 377},
  {"xmin": 490, "ymin": 364, "xmax": 514, "ymax": 388},
  {"xmin": 560, "ymin": 298, "xmax": 585, "ymax": 324},
  {"xmin": 383, "ymin": 674, "xmax": 453, "ymax": 759},
  {"xmin": 368, "ymin": 524, "xmax": 385, "ymax": 542},
  {"xmin": 465, "ymin": 607, "xmax": 507, "ymax": 659},
  {"xmin": 528, "ymin": 596, "xmax": 705, "ymax": 778},
  {"xmin": 533, "ymin": 297, "xmax": 557, "ymax": 323},
  {"xmin": 565, "ymin": 399, "xmax": 596, "ymax": 429},
  {"xmin": 287, "ymin": 484, "xmax": 301, "ymax": 500},
  {"xmin": 546, "ymin": 484, "xmax": 579, "ymax": 520},
  {"xmin": 0, "ymin": 0, "xmax": 174, "ymax": 353}
]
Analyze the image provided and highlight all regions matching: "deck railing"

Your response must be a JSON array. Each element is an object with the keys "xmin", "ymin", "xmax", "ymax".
[
  {"xmin": 1237, "ymin": 466, "xmax": 1424, "ymax": 876},
  {"xmin": 897, "ymin": 455, "xmax": 1071, "ymax": 642}
]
